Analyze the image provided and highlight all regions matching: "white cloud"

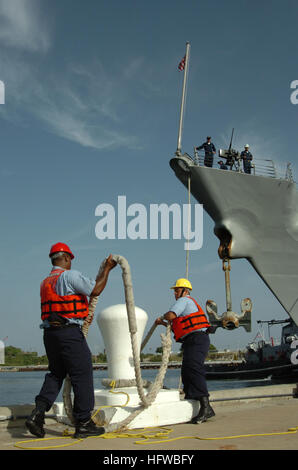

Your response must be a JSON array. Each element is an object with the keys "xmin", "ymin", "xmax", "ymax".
[
  {"xmin": 0, "ymin": 52, "xmax": 140, "ymax": 151},
  {"xmin": 29, "ymin": 63, "xmax": 139, "ymax": 150},
  {"xmin": 123, "ymin": 57, "xmax": 144, "ymax": 80},
  {"xmin": 40, "ymin": 105, "xmax": 137, "ymax": 150},
  {"xmin": 0, "ymin": 2, "xmax": 145, "ymax": 152},
  {"xmin": 0, "ymin": 0, "xmax": 51, "ymax": 52}
]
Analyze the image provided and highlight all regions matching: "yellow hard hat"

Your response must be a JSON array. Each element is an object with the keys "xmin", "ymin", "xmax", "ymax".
[{"xmin": 170, "ymin": 278, "xmax": 192, "ymax": 290}]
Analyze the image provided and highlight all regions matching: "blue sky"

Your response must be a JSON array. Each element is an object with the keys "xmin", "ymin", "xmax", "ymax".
[{"xmin": 0, "ymin": 0, "xmax": 297, "ymax": 356}]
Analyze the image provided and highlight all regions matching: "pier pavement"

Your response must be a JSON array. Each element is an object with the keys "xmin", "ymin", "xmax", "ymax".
[{"xmin": 0, "ymin": 383, "xmax": 297, "ymax": 452}]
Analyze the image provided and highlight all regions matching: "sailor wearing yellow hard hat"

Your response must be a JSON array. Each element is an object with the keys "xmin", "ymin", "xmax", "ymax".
[{"xmin": 155, "ymin": 278, "xmax": 215, "ymax": 424}]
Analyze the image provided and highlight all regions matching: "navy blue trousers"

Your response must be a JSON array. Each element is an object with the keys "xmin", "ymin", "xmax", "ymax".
[
  {"xmin": 36, "ymin": 326, "xmax": 94, "ymax": 422},
  {"xmin": 181, "ymin": 331, "xmax": 210, "ymax": 400},
  {"xmin": 204, "ymin": 155, "xmax": 214, "ymax": 168}
]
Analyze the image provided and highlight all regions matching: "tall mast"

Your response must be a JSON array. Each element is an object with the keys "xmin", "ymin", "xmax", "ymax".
[{"xmin": 176, "ymin": 42, "xmax": 191, "ymax": 156}]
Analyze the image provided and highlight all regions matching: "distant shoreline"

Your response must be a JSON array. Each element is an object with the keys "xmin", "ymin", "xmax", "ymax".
[
  {"xmin": 0, "ymin": 362, "xmax": 181, "ymax": 372},
  {"xmin": 0, "ymin": 360, "xmax": 241, "ymax": 372}
]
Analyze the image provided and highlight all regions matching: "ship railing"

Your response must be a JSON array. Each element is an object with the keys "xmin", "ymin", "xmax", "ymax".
[
  {"xmin": 285, "ymin": 162, "xmax": 294, "ymax": 182},
  {"xmin": 251, "ymin": 159, "xmax": 277, "ymax": 178},
  {"xmin": 192, "ymin": 149, "xmax": 294, "ymax": 182}
]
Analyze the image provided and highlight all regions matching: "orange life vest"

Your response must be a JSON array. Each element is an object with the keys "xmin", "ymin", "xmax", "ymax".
[
  {"xmin": 40, "ymin": 269, "xmax": 89, "ymax": 321},
  {"xmin": 171, "ymin": 296, "xmax": 210, "ymax": 342}
]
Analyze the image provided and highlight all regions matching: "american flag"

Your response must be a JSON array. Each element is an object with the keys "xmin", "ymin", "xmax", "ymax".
[{"xmin": 178, "ymin": 55, "xmax": 186, "ymax": 71}]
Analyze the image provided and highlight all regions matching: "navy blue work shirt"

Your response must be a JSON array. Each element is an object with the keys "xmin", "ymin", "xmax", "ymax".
[{"xmin": 197, "ymin": 141, "xmax": 216, "ymax": 156}]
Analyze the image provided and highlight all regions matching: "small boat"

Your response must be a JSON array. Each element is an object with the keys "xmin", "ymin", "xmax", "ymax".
[{"xmin": 205, "ymin": 319, "xmax": 298, "ymax": 380}]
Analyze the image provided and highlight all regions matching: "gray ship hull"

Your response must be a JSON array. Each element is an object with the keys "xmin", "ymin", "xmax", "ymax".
[{"xmin": 170, "ymin": 154, "xmax": 298, "ymax": 326}]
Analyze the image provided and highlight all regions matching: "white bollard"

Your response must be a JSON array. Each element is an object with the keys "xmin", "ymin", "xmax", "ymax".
[
  {"xmin": 97, "ymin": 304, "xmax": 148, "ymax": 381},
  {"xmin": 54, "ymin": 304, "xmax": 193, "ymax": 429}
]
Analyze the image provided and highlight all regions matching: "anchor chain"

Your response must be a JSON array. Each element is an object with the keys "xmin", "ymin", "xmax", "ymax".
[{"xmin": 222, "ymin": 258, "xmax": 232, "ymax": 313}]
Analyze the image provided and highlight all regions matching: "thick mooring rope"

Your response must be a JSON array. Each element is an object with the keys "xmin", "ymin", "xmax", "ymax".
[{"xmin": 62, "ymin": 255, "xmax": 172, "ymax": 431}]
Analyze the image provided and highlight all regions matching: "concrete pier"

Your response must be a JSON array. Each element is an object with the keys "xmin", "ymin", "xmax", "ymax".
[{"xmin": 1, "ymin": 383, "xmax": 297, "ymax": 451}]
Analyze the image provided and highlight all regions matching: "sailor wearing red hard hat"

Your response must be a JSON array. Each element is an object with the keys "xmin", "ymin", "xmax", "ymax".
[
  {"xmin": 48, "ymin": 242, "xmax": 75, "ymax": 259},
  {"xmin": 25, "ymin": 243, "xmax": 116, "ymax": 439}
]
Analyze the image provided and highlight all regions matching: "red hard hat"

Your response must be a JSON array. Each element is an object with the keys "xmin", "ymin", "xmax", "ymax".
[{"xmin": 49, "ymin": 242, "xmax": 74, "ymax": 259}]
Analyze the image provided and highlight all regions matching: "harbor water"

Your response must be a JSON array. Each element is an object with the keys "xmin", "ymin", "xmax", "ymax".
[{"xmin": 0, "ymin": 368, "xmax": 278, "ymax": 406}]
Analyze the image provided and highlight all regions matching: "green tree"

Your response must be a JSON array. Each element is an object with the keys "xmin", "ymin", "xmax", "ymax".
[{"xmin": 4, "ymin": 346, "xmax": 48, "ymax": 366}]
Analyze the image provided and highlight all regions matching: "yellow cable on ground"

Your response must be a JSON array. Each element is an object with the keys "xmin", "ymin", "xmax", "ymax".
[
  {"xmin": 133, "ymin": 426, "xmax": 298, "ymax": 446},
  {"xmin": 13, "ymin": 427, "xmax": 171, "ymax": 450},
  {"xmin": 14, "ymin": 436, "xmax": 84, "ymax": 450},
  {"xmin": 14, "ymin": 422, "xmax": 298, "ymax": 450},
  {"xmin": 14, "ymin": 381, "xmax": 130, "ymax": 450}
]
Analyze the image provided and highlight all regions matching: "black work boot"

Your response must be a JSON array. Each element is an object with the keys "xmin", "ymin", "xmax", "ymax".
[
  {"xmin": 191, "ymin": 396, "xmax": 215, "ymax": 424},
  {"xmin": 25, "ymin": 408, "xmax": 45, "ymax": 438},
  {"xmin": 74, "ymin": 419, "xmax": 105, "ymax": 439}
]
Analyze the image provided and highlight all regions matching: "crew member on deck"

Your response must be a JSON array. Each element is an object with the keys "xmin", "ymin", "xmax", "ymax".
[
  {"xmin": 155, "ymin": 278, "xmax": 215, "ymax": 424},
  {"xmin": 196, "ymin": 136, "xmax": 216, "ymax": 168},
  {"xmin": 218, "ymin": 160, "xmax": 228, "ymax": 170},
  {"xmin": 241, "ymin": 144, "xmax": 253, "ymax": 174}
]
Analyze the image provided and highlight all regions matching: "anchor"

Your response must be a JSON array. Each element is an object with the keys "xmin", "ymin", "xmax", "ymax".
[{"xmin": 206, "ymin": 258, "xmax": 252, "ymax": 333}]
